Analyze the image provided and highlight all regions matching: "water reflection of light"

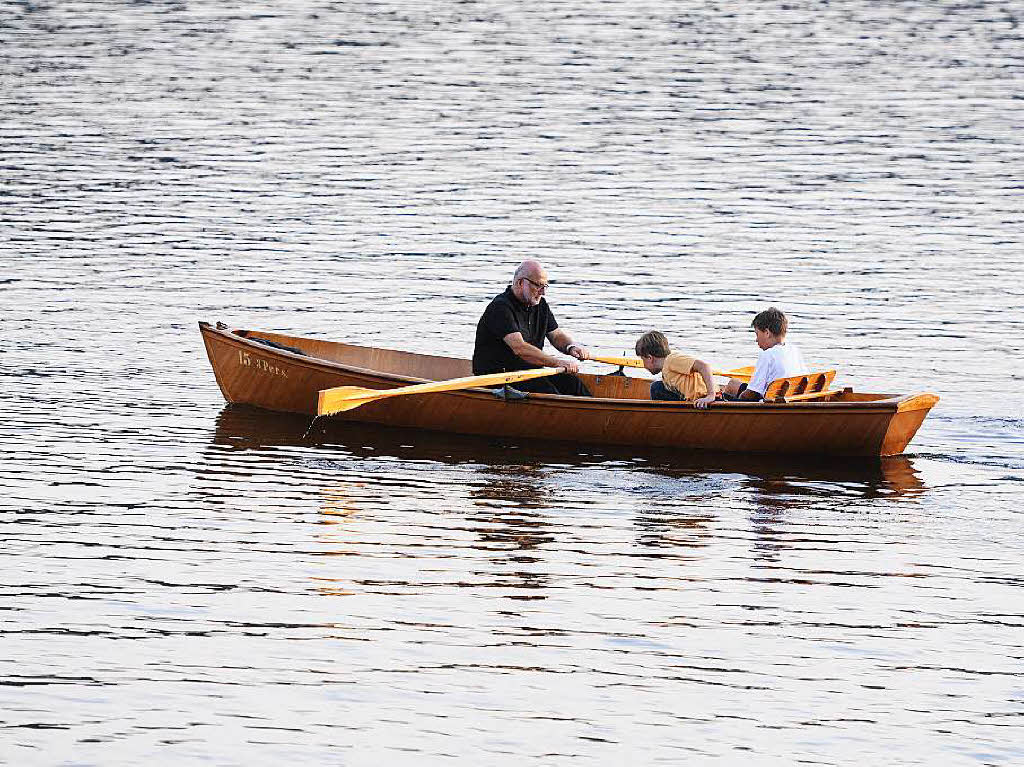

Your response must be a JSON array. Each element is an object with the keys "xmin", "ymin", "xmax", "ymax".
[
  {"xmin": 313, "ymin": 484, "xmax": 362, "ymax": 597},
  {"xmin": 319, "ymin": 486, "xmax": 360, "ymax": 520}
]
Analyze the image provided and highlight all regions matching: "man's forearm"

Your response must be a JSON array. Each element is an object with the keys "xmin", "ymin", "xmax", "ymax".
[{"xmin": 515, "ymin": 344, "xmax": 564, "ymax": 368}]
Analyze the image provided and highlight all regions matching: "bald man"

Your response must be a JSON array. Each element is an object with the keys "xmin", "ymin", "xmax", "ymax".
[{"xmin": 471, "ymin": 260, "xmax": 591, "ymax": 396}]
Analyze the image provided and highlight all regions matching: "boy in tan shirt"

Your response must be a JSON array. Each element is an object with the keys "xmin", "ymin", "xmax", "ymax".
[{"xmin": 635, "ymin": 331, "xmax": 719, "ymax": 409}]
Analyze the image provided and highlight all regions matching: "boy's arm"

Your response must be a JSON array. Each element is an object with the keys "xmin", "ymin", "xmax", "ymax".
[{"xmin": 691, "ymin": 359, "xmax": 719, "ymax": 408}]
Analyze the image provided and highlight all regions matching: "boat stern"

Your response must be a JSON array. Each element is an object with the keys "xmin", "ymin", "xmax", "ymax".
[{"xmin": 880, "ymin": 393, "xmax": 940, "ymax": 456}]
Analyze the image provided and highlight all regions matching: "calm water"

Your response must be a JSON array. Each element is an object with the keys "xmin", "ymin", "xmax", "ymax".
[{"xmin": 2, "ymin": 0, "xmax": 1023, "ymax": 763}]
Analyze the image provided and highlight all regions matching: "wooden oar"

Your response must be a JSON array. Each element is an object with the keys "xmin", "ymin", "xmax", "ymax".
[
  {"xmin": 718, "ymin": 365, "xmax": 755, "ymax": 382},
  {"xmin": 590, "ymin": 354, "xmax": 645, "ymax": 369},
  {"xmin": 591, "ymin": 355, "xmax": 754, "ymax": 381},
  {"xmin": 317, "ymin": 367, "xmax": 563, "ymax": 416}
]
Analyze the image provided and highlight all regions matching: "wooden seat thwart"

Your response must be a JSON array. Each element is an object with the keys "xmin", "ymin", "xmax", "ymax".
[{"xmin": 763, "ymin": 370, "xmax": 839, "ymax": 403}]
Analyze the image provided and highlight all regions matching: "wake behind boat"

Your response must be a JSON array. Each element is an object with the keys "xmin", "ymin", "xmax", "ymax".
[{"xmin": 199, "ymin": 322, "xmax": 939, "ymax": 457}]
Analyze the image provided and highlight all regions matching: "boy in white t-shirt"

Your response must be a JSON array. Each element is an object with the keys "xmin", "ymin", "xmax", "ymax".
[{"xmin": 723, "ymin": 307, "xmax": 808, "ymax": 401}]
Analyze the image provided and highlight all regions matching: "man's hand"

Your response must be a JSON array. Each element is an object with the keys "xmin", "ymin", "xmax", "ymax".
[
  {"xmin": 560, "ymin": 358, "xmax": 581, "ymax": 375},
  {"xmin": 566, "ymin": 343, "xmax": 589, "ymax": 361}
]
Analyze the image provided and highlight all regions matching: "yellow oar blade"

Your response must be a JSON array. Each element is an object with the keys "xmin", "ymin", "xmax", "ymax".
[
  {"xmin": 317, "ymin": 367, "xmax": 563, "ymax": 417},
  {"xmin": 318, "ymin": 385, "xmax": 388, "ymax": 415},
  {"xmin": 717, "ymin": 366, "xmax": 755, "ymax": 381}
]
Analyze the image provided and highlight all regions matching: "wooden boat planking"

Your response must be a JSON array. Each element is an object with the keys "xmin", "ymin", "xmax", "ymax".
[{"xmin": 199, "ymin": 322, "xmax": 939, "ymax": 457}]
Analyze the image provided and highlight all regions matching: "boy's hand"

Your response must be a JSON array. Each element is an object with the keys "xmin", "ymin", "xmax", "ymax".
[{"xmin": 694, "ymin": 393, "xmax": 718, "ymax": 409}]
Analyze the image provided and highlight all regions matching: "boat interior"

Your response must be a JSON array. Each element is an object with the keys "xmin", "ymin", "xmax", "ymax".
[{"xmin": 232, "ymin": 327, "xmax": 898, "ymax": 405}]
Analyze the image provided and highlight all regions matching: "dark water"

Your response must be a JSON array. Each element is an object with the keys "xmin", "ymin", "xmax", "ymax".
[{"xmin": 3, "ymin": 1, "xmax": 1023, "ymax": 763}]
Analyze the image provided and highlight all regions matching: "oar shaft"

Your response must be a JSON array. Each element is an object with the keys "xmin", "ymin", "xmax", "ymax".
[
  {"xmin": 590, "ymin": 355, "xmax": 645, "ymax": 369},
  {"xmin": 592, "ymin": 354, "xmax": 753, "ymax": 380},
  {"xmin": 318, "ymin": 366, "xmax": 563, "ymax": 416}
]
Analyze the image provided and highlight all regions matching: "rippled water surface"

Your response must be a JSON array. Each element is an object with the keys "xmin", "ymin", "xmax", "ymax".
[{"xmin": 3, "ymin": 1, "xmax": 1023, "ymax": 763}]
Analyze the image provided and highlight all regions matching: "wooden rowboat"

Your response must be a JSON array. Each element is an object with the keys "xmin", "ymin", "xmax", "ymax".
[{"xmin": 199, "ymin": 322, "xmax": 939, "ymax": 457}]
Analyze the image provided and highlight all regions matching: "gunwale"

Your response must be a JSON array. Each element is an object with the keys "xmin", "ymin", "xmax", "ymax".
[{"xmin": 199, "ymin": 322, "xmax": 939, "ymax": 456}]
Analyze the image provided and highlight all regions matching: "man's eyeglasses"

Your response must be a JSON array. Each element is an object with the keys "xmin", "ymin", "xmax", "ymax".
[{"xmin": 523, "ymin": 277, "xmax": 549, "ymax": 292}]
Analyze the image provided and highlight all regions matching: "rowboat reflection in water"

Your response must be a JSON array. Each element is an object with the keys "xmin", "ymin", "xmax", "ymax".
[
  {"xmin": 207, "ymin": 405, "xmax": 928, "ymax": 595},
  {"xmin": 208, "ymin": 404, "xmax": 928, "ymax": 501},
  {"xmin": 200, "ymin": 322, "xmax": 939, "ymax": 458}
]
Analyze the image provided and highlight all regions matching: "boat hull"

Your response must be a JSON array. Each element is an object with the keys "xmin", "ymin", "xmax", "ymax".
[{"xmin": 200, "ymin": 323, "xmax": 939, "ymax": 457}]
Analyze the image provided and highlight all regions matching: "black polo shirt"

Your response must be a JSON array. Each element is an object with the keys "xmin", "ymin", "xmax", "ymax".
[{"xmin": 472, "ymin": 286, "xmax": 558, "ymax": 374}]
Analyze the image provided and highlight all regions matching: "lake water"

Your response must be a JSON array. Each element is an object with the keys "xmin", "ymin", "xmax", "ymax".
[{"xmin": 2, "ymin": 0, "xmax": 1022, "ymax": 763}]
